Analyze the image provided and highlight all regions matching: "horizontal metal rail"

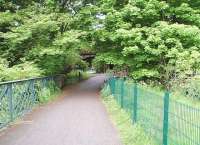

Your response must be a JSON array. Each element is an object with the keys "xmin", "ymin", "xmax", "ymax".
[{"xmin": 0, "ymin": 74, "xmax": 65, "ymax": 85}]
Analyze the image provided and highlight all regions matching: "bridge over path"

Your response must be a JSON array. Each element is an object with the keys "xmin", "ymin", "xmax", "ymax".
[{"xmin": 0, "ymin": 74, "xmax": 122, "ymax": 145}]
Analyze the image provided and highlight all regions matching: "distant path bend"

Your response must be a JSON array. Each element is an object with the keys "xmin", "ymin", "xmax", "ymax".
[{"xmin": 0, "ymin": 74, "xmax": 122, "ymax": 145}]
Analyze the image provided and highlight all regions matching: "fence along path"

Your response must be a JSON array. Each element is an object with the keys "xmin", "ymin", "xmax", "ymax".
[
  {"xmin": 0, "ymin": 76, "xmax": 64, "ymax": 129},
  {"xmin": 0, "ymin": 74, "xmax": 122, "ymax": 145},
  {"xmin": 108, "ymin": 77, "xmax": 200, "ymax": 145}
]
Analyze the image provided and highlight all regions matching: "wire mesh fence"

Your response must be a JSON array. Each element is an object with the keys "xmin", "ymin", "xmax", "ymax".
[
  {"xmin": 107, "ymin": 77, "xmax": 200, "ymax": 145},
  {"xmin": 0, "ymin": 75, "xmax": 64, "ymax": 129}
]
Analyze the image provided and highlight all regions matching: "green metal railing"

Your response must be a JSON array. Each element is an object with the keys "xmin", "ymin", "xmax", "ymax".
[
  {"xmin": 107, "ymin": 77, "xmax": 200, "ymax": 145},
  {"xmin": 0, "ymin": 75, "xmax": 64, "ymax": 129}
]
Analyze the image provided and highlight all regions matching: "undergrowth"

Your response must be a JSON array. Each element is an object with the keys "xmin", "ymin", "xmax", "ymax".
[{"xmin": 37, "ymin": 81, "xmax": 61, "ymax": 104}]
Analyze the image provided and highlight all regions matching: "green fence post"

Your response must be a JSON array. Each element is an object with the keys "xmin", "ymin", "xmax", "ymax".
[
  {"xmin": 133, "ymin": 83, "xmax": 138, "ymax": 123},
  {"xmin": 113, "ymin": 78, "xmax": 116, "ymax": 96},
  {"xmin": 8, "ymin": 83, "xmax": 13, "ymax": 121},
  {"xmin": 163, "ymin": 91, "xmax": 170, "ymax": 145},
  {"xmin": 112, "ymin": 78, "xmax": 115, "ymax": 96},
  {"xmin": 120, "ymin": 79, "xmax": 124, "ymax": 108}
]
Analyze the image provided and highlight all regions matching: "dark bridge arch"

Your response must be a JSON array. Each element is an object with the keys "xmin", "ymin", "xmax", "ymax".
[{"xmin": 81, "ymin": 53, "xmax": 96, "ymax": 67}]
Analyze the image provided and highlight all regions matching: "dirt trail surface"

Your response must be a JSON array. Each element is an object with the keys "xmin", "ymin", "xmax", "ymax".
[{"xmin": 0, "ymin": 74, "xmax": 122, "ymax": 145}]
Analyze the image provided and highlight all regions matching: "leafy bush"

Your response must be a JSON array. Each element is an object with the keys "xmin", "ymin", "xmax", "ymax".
[
  {"xmin": 38, "ymin": 88, "xmax": 52, "ymax": 103},
  {"xmin": 37, "ymin": 81, "xmax": 60, "ymax": 104},
  {"xmin": 65, "ymin": 70, "xmax": 89, "ymax": 84},
  {"xmin": 0, "ymin": 59, "xmax": 43, "ymax": 82}
]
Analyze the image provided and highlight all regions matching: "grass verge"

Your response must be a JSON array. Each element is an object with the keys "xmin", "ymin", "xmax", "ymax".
[{"xmin": 101, "ymin": 85, "xmax": 155, "ymax": 145}]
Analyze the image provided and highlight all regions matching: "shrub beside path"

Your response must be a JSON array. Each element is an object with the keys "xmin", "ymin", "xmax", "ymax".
[{"xmin": 0, "ymin": 74, "xmax": 122, "ymax": 145}]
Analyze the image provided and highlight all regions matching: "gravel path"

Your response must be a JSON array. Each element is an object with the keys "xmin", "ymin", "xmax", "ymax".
[{"xmin": 0, "ymin": 74, "xmax": 122, "ymax": 145}]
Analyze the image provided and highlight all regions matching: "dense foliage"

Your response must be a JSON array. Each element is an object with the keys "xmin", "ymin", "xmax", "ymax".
[
  {"xmin": 1, "ymin": 0, "xmax": 200, "ymax": 89},
  {"xmin": 0, "ymin": 0, "xmax": 93, "ymax": 81},
  {"xmin": 92, "ymin": 0, "xmax": 200, "ymax": 88}
]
